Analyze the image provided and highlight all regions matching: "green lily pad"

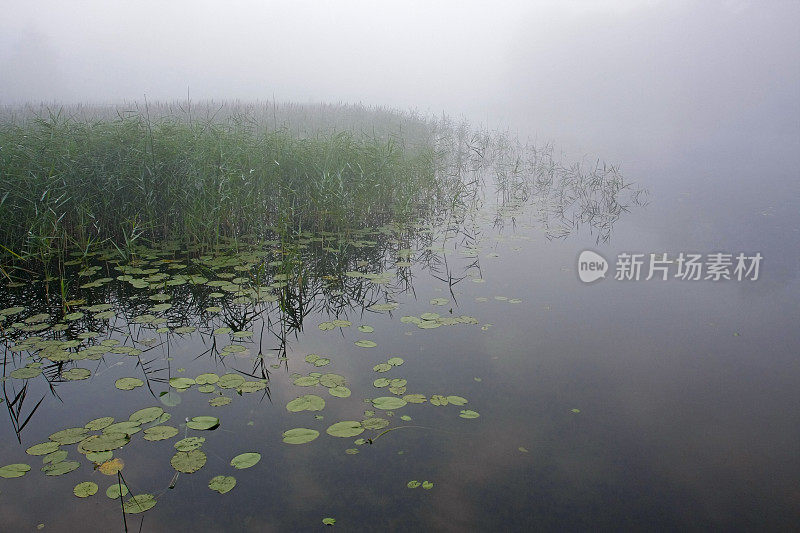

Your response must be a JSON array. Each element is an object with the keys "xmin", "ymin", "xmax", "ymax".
[
  {"xmin": 282, "ymin": 428, "xmax": 320, "ymax": 444},
  {"xmin": 86, "ymin": 451, "xmax": 112, "ymax": 463},
  {"xmin": 103, "ymin": 421, "xmax": 141, "ymax": 435},
  {"xmin": 195, "ymin": 373, "xmax": 220, "ymax": 385},
  {"xmin": 286, "ymin": 395, "xmax": 326, "ymax": 412},
  {"xmin": 326, "ymin": 421, "xmax": 364, "ymax": 438},
  {"xmin": 0, "ymin": 463, "xmax": 30, "ymax": 478},
  {"xmin": 26, "ymin": 442, "xmax": 60, "ymax": 456},
  {"xmin": 62, "ymin": 368, "xmax": 91, "ymax": 381},
  {"xmin": 230, "ymin": 452, "xmax": 261, "ymax": 469},
  {"xmin": 355, "ymin": 340, "xmax": 377, "ymax": 348},
  {"xmin": 174, "ymin": 437, "xmax": 205, "ymax": 451},
  {"xmin": 372, "ymin": 397, "xmax": 407, "ymax": 410},
  {"xmin": 328, "ymin": 386, "xmax": 351, "ymax": 398},
  {"xmin": 115, "ymin": 377, "xmax": 144, "ymax": 390},
  {"xmin": 407, "ymin": 480, "xmax": 420, "ymax": 488},
  {"xmin": 42, "ymin": 460, "xmax": 80, "ymax": 476},
  {"xmin": 446, "ymin": 395, "xmax": 468, "ymax": 406},
  {"xmin": 159, "ymin": 391, "xmax": 182, "ymax": 407},
  {"xmin": 459, "ymin": 410, "xmax": 480, "ymax": 419},
  {"xmin": 209, "ymin": 396, "xmax": 232, "ymax": 407},
  {"xmin": 209, "ymin": 475, "xmax": 237, "ymax": 494},
  {"xmin": 373, "ymin": 378, "xmax": 390, "ymax": 388},
  {"xmin": 322, "ymin": 517, "xmax": 336, "ymax": 526},
  {"xmin": 430, "ymin": 395, "xmax": 449, "ymax": 406},
  {"xmin": 293, "ymin": 376, "xmax": 319, "ymax": 387},
  {"xmin": 106, "ymin": 483, "xmax": 129, "ymax": 499},
  {"xmin": 10, "ymin": 367, "xmax": 42, "ymax": 380},
  {"xmin": 186, "ymin": 416, "xmax": 220, "ymax": 430},
  {"xmin": 142, "ymin": 425, "xmax": 179, "ymax": 441},
  {"xmin": 422, "ymin": 480, "xmax": 434, "ymax": 489},
  {"xmin": 78, "ymin": 433, "xmax": 131, "ymax": 453},
  {"xmin": 129, "ymin": 406, "xmax": 164, "ymax": 424},
  {"xmin": 387, "ymin": 357, "xmax": 404, "ymax": 366},
  {"xmin": 169, "ymin": 377, "xmax": 195, "ymax": 390},
  {"xmin": 171, "ymin": 450, "xmax": 207, "ymax": 473},
  {"xmin": 218, "ymin": 374, "xmax": 246, "ymax": 389},
  {"xmin": 49, "ymin": 427, "xmax": 90, "ymax": 445},
  {"xmin": 238, "ymin": 381, "xmax": 266, "ymax": 393},
  {"xmin": 73, "ymin": 481, "xmax": 98, "ymax": 498},
  {"xmin": 43, "ymin": 450, "xmax": 68, "ymax": 464},
  {"xmin": 362, "ymin": 418, "xmax": 390, "ymax": 430},
  {"xmin": 403, "ymin": 394, "xmax": 427, "ymax": 404},
  {"xmin": 373, "ymin": 363, "xmax": 391, "ymax": 373},
  {"xmin": 122, "ymin": 494, "xmax": 157, "ymax": 514},
  {"xmin": 319, "ymin": 374, "xmax": 346, "ymax": 388}
]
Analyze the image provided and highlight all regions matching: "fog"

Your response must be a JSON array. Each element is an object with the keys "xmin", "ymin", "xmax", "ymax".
[{"xmin": 1, "ymin": 0, "xmax": 798, "ymax": 159}]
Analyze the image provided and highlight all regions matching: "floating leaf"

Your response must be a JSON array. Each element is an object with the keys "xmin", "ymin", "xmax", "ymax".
[
  {"xmin": 169, "ymin": 377, "xmax": 195, "ymax": 390},
  {"xmin": 10, "ymin": 367, "xmax": 42, "ymax": 380},
  {"xmin": 387, "ymin": 357, "xmax": 404, "ymax": 366},
  {"xmin": 209, "ymin": 396, "xmax": 232, "ymax": 407},
  {"xmin": 319, "ymin": 374, "xmax": 346, "ymax": 388},
  {"xmin": 42, "ymin": 460, "xmax": 80, "ymax": 476},
  {"xmin": 571, "ymin": 408, "xmax": 581, "ymax": 414},
  {"xmin": 358, "ymin": 325, "xmax": 374, "ymax": 333},
  {"xmin": 26, "ymin": 442, "xmax": 60, "ymax": 456},
  {"xmin": 403, "ymin": 394, "xmax": 427, "ymax": 404},
  {"xmin": 238, "ymin": 381, "xmax": 266, "ymax": 393},
  {"xmin": 159, "ymin": 391, "xmax": 182, "ymax": 407},
  {"xmin": 326, "ymin": 421, "xmax": 364, "ymax": 438},
  {"xmin": 171, "ymin": 450, "xmax": 207, "ymax": 473},
  {"xmin": 362, "ymin": 418, "xmax": 389, "ymax": 430},
  {"xmin": 122, "ymin": 494, "xmax": 157, "ymax": 514},
  {"xmin": 230, "ymin": 452, "xmax": 261, "ymax": 469},
  {"xmin": 49, "ymin": 427, "xmax": 90, "ymax": 445},
  {"xmin": 86, "ymin": 451, "xmax": 112, "ymax": 463},
  {"xmin": 142, "ymin": 425, "xmax": 179, "ymax": 441},
  {"xmin": 218, "ymin": 374, "xmax": 246, "ymax": 389},
  {"xmin": 518, "ymin": 447, "xmax": 529, "ymax": 453},
  {"xmin": 174, "ymin": 437, "xmax": 205, "ymax": 451},
  {"xmin": 97, "ymin": 458, "xmax": 124, "ymax": 476},
  {"xmin": 459, "ymin": 410, "xmax": 480, "ymax": 419},
  {"xmin": 407, "ymin": 480, "xmax": 420, "ymax": 488},
  {"xmin": 129, "ymin": 406, "xmax": 164, "ymax": 424},
  {"xmin": 282, "ymin": 428, "xmax": 320, "ymax": 444},
  {"xmin": 373, "ymin": 378, "xmax": 390, "ymax": 388},
  {"xmin": 115, "ymin": 377, "xmax": 144, "ymax": 390},
  {"xmin": 430, "ymin": 395, "xmax": 448, "ymax": 406},
  {"xmin": 422, "ymin": 481, "xmax": 434, "ymax": 489},
  {"xmin": 293, "ymin": 376, "xmax": 319, "ymax": 387},
  {"xmin": 78, "ymin": 433, "xmax": 130, "ymax": 453},
  {"xmin": 355, "ymin": 340, "xmax": 377, "ymax": 348},
  {"xmin": 322, "ymin": 517, "xmax": 336, "ymax": 526},
  {"xmin": 43, "ymin": 450, "xmax": 68, "ymax": 464},
  {"xmin": 328, "ymin": 386, "xmax": 351, "ymax": 398},
  {"xmin": 195, "ymin": 373, "xmax": 220, "ymax": 385},
  {"xmin": 73, "ymin": 481, "xmax": 98, "ymax": 498},
  {"xmin": 372, "ymin": 397, "xmax": 407, "ymax": 410},
  {"xmin": 62, "ymin": 368, "xmax": 91, "ymax": 381},
  {"xmin": 106, "ymin": 482, "xmax": 129, "ymax": 499},
  {"xmin": 372, "ymin": 363, "xmax": 391, "ymax": 373},
  {"xmin": 286, "ymin": 395, "xmax": 326, "ymax": 413},
  {"xmin": 84, "ymin": 417, "xmax": 114, "ymax": 431},
  {"xmin": 446, "ymin": 395, "xmax": 468, "ymax": 406},
  {"xmin": 103, "ymin": 421, "xmax": 141, "ymax": 435},
  {"xmin": 208, "ymin": 475, "xmax": 237, "ymax": 494},
  {"xmin": 186, "ymin": 416, "xmax": 219, "ymax": 430},
  {"xmin": 0, "ymin": 463, "xmax": 30, "ymax": 478}
]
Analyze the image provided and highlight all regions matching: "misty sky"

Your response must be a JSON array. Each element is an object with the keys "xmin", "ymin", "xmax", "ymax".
[{"xmin": 1, "ymin": 0, "xmax": 798, "ymax": 158}]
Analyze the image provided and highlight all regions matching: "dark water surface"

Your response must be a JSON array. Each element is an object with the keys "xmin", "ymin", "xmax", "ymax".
[{"xmin": 0, "ymin": 130, "xmax": 798, "ymax": 533}]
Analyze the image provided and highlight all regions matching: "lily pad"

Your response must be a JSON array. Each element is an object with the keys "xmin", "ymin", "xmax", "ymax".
[
  {"xmin": 169, "ymin": 377, "xmax": 195, "ymax": 390},
  {"xmin": 362, "ymin": 418, "xmax": 390, "ymax": 430},
  {"xmin": 387, "ymin": 357, "xmax": 404, "ymax": 366},
  {"xmin": 50, "ymin": 427, "xmax": 90, "ymax": 445},
  {"xmin": 129, "ymin": 406, "xmax": 164, "ymax": 424},
  {"xmin": 326, "ymin": 421, "xmax": 364, "ymax": 438},
  {"xmin": 422, "ymin": 480, "xmax": 434, "ymax": 489},
  {"xmin": 446, "ymin": 395, "xmax": 468, "ymax": 406},
  {"xmin": 0, "ymin": 463, "xmax": 30, "ymax": 478},
  {"xmin": 282, "ymin": 428, "xmax": 320, "ymax": 444},
  {"xmin": 238, "ymin": 381, "xmax": 267, "ymax": 393},
  {"xmin": 26, "ymin": 442, "xmax": 60, "ymax": 456},
  {"xmin": 186, "ymin": 416, "xmax": 220, "ymax": 430},
  {"xmin": 328, "ymin": 386, "xmax": 351, "ymax": 398},
  {"xmin": 78, "ymin": 433, "xmax": 131, "ymax": 453},
  {"xmin": 43, "ymin": 450, "xmax": 68, "ymax": 464},
  {"xmin": 372, "ymin": 397, "xmax": 407, "ymax": 410},
  {"xmin": 195, "ymin": 373, "xmax": 220, "ymax": 385},
  {"xmin": 62, "ymin": 368, "xmax": 91, "ymax": 381},
  {"xmin": 286, "ymin": 395, "xmax": 326, "ymax": 412},
  {"xmin": 209, "ymin": 396, "xmax": 232, "ymax": 407},
  {"xmin": 42, "ymin": 460, "xmax": 80, "ymax": 476},
  {"xmin": 142, "ymin": 425, "xmax": 179, "ymax": 441},
  {"xmin": 403, "ymin": 394, "xmax": 427, "ymax": 404},
  {"xmin": 85, "ymin": 417, "xmax": 115, "ymax": 431},
  {"xmin": 115, "ymin": 377, "xmax": 144, "ymax": 390},
  {"xmin": 122, "ymin": 494, "xmax": 157, "ymax": 514},
  {"xmin": 174, "ymin": 437, "xmax": 205, "ymax": 451},
  {"xmin": 106, "ymin": 483, "xmax": 129, "ymax": 499},
  {"xmin": 10, "ymin": 367, "xmax": 42, "ymax": 380},
  {"xmin": 171, "ymin": 450, "xmax": 207, "ymax": 473},
  {"xmin": 230, "ymin": 452, "xmax": 261, "ymax": 469},
  {"xmin": 322, "ymin": 517, "xmax": 336, "ymax": 526},
  {"xmin": 209, "ymin": 475, "xmax": 237, "ymax": 494},
  {"xmin": 73, "ymin": 481, "xmax": 98, "ymax": 498},
  {"xmin": 293, "ymin": 376, "xmax": 320, "ymax": 387},
  {"xmin": 218, "ymin": 374, "xmax": 246, "ymax": 389},
  {"xmin": 355, "ymin": 340, "xmax": 377, "ymax": 348},
  {"xmin": 459, "ymin": 410, "xmax": 480, "ymax": 419},
  {"xmin": 407, "ymin": 480, "xmax": 420, "ymax": 488}
]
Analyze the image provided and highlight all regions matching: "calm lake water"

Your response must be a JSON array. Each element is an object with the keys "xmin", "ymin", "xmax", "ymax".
[{"xmin": 0, "ymin": 128, "xmax": 798, "ymax": 532}]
